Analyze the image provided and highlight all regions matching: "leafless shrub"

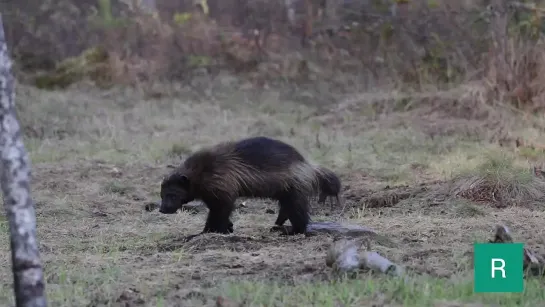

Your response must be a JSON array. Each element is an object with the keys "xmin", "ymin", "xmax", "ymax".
[{"xmin": 3, "ymin": 0, "xmax": 545, "ymax": 113}]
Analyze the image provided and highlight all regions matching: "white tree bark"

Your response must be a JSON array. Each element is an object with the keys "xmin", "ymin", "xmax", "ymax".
[{"xmin": 0, "ymin": 15, "xmax": 47, "ymax": 307}]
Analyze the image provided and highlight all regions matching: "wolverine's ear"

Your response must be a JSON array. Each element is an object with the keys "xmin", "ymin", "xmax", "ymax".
[{"xmin": 170, "ymin": 173, "xmax": 189, "ymax": 187}]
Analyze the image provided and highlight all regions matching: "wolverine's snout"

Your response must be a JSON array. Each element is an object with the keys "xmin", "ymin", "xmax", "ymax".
[{"xmin": 158, "ymin": 203, "xmax": 178, "ymax": 214}]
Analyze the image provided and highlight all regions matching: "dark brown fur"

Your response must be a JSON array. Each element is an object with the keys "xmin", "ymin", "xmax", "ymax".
[
  {"xmin": 159, "ymin": 136, "xmax": 329, "ymax": 236},
  {"xmin": 317, "ymin": 167, "xmax": 342, "ymax": 207},
  {"xmin": 274, "ymin": 166, "xmax": 341, "ymax": 227}
]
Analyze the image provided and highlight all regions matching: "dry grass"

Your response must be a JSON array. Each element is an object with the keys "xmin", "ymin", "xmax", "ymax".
[
  {"xmin": 3, "ymin": 1, "xmax": 545, "ymax": 306},
  {"xmin": 447, "ymin": 152, "xmax": 545, "ymax": 208},
  {"xmin": 0, "ymin": 79, "xmax": 544, "ymax": 306}
]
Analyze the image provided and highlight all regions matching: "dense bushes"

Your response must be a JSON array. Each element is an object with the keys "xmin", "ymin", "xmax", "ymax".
[{"xmin": 3, "ymin": 0, "xmax": 545, "ymax": 110}]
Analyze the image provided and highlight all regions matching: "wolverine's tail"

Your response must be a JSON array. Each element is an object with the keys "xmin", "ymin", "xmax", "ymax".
[
  {"xmin": 289, "ymin": 161, "xmax": 342, "ymax": 206},
  {"xmin": 314, "ymin": 166, "xmax": 342, "ymax": 207}
]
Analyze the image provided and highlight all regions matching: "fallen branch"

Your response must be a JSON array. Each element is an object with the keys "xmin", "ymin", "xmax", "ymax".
[
  {"xmin": 489, "ymin": 224, "xmax": 545, "ymax": 277},
  {"xmin": 271, "ymin": 221, "xmax": 396, "ymax": 247},
  {"xmin": 326, "ymin": 239, "xmax": 360, "ymax": 273},
  {"xmin": 271, "ymin": 221, "xmax": 376, "ymax": 236},
  {"xmin": 326, "ymin": 239, "xmax": 403, "ymax": 276},
  {"xmin": 305, "ymin": 221, "xmax": 377, "ymax": 236}
]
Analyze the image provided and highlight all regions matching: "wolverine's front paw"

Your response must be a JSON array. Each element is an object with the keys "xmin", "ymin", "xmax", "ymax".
[
  {"xmin": 271, "ymin": 225, "xmax": 309, "ymax": 236},
  {"xmin": 218, "ymin": 220, "xmax": 234, "ymax": 234},
  {"xmin": 270, "ymin": 225, "xmax": 291, "ymax": 235},
  {"xmin": 204, "ymin": 222, "xmax": 234, "ymax": 234},
  {"xmin": 227, "ymin": 220, "xmax": 234, "ymax": 233}
]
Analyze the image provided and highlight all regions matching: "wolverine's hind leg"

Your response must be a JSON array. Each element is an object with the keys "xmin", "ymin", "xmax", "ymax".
[
  {"xmin": 318, "ymin": 192, "xmax": 327, "ymax": 204},
  {"xmin": 274, "ymin": 205, "xmax": 288, "ymax": 226},
  {"xmin": 203, "ymin": 198, "xmax": 235, "ymax": 234},
  {"xmin": 270, "ymin": 204, "xmax": 289, "ymax": 233},
  {"xmin": 274, "ymin": 194, "xmax": 315, "ymax": 228},
  {"xmin": 276, "ymin": 189, "xmax": 310, "ymax": 235}
]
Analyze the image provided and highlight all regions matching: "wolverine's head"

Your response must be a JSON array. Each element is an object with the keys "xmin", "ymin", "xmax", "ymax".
[{"xmin": 159, "ymin": 172, "xmax": 194, "ymax": 214}]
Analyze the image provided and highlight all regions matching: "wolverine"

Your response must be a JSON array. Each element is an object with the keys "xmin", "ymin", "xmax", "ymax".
[{"xmin": 158, "ymin": 136, "xmax": 338, "ymax": 236}]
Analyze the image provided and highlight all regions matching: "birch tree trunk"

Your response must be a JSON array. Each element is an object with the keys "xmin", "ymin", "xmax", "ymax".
[{"xmin": 0, "ymin": 15, "xmax": 47, "ymax": 307}]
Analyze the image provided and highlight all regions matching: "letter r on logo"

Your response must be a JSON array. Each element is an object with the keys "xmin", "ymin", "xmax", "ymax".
[{"xmin": 491, "ymin": 258, "xmax": 506, "ymax": 278}]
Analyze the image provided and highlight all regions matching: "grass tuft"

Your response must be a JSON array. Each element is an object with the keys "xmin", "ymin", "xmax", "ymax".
[{"xmin": 448, "ymin": 151, "xmax": 545, "ymax": 207}]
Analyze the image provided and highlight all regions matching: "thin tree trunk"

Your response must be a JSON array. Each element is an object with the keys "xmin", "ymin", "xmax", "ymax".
[{"xmin": 0, "ymin": 14, "xmax": 47, "ymax": 307}]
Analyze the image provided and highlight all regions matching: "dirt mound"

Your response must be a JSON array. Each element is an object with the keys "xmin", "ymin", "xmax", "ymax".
[
  {"xmin": 365, "ymin": 184, "xmax": 430, "ymax": 208},
  {"xmin": 159, "ymin": 234, "xmax": 274, "ymax": 253},
  {"xmin": 342, "ymin": 177, "xmax": 444, "ymax": 210}
]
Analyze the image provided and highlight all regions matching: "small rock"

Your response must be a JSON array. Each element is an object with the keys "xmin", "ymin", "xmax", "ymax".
[
  {"xmin": 265, "ymin": 208, "xmax": 275, "ymax": 214},
  {"xmin": 191, "ymin": 274, "xmax": 202, "ymax": 280},
  {"xmin": 108, "ymin": 167, "xmax": 123, "ymax": 178},
  {"xmin": 144, "ymin": 202, "xmax": 157, "ymax": 212}
]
